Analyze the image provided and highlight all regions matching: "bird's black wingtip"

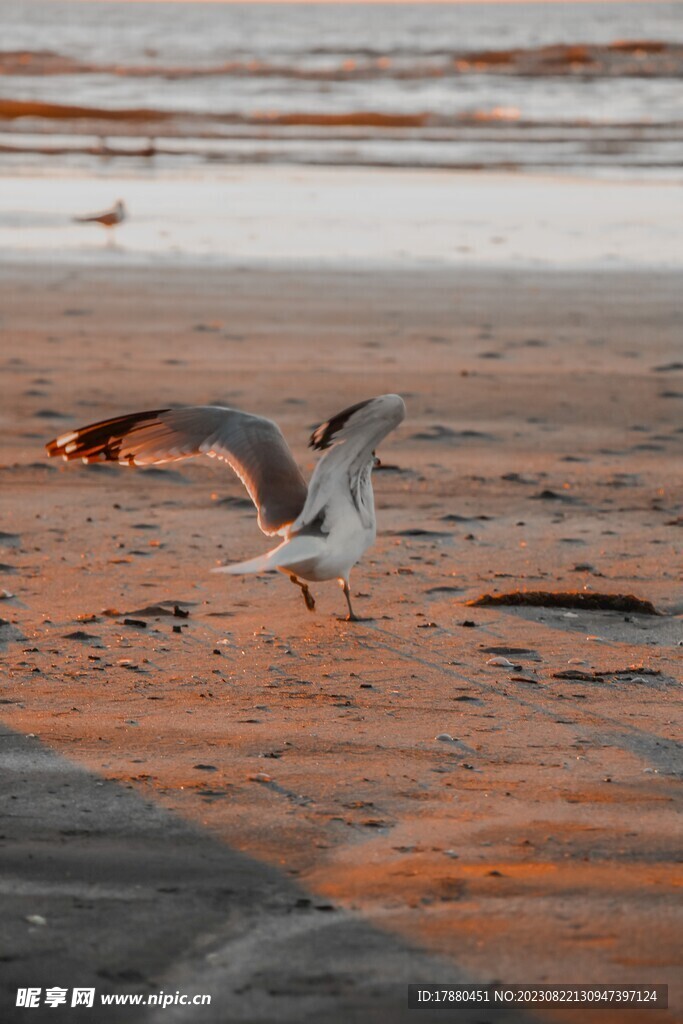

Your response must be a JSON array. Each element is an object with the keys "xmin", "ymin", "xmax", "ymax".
[
  {"xmin": 309, "ymin": 398, "xmax": 375, "ymax": 451},
  {"xmin": 45, "ymin": 408, "xmax": 171, "ymax": 462}
]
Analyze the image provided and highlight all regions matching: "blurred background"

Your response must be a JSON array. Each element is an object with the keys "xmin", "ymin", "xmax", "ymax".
[{"xmin": 0, "ymin": 0, "xmax": 681, "ymax": 264}]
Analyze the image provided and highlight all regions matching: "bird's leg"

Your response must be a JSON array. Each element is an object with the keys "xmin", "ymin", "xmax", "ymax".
[
  {"xmin": 287, "ymin": 573, "xmax": 316, "ymax": 612},
  {"xmin": 339, "ymin": 577, "xmax": 369, "ymax": 623}
]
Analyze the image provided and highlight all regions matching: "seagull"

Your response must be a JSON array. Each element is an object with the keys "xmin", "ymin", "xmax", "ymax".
[
  {"xmin": 46, "ymin": 395, "xmax": 406, "ymax": 621},
  {"xmin": 74, "ymin": 199, "xmax": 126, "ymax": 230}
]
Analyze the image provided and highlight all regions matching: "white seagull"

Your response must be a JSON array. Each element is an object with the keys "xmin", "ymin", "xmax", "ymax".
[
  {"xmin": 74, "ymin": 199, "xmax": 126, "ymax": 230},
  {"xmin": 46, "ymin": 395, "xmax": 406, "ymax": 621}
]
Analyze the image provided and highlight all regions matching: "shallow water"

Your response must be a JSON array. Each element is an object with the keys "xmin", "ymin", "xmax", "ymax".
[{"xmin": 1, "ymin": 1, "xmax": 681, "ymax": 173}]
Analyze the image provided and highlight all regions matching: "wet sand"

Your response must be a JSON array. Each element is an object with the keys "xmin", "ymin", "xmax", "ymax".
[
  {"xmin": 0, "ymin": 262, "xmax": 681, "ymax": 1023},
  {"xmin": 1, "ymin": 167, "xmax": 681, "ymax": 268}
]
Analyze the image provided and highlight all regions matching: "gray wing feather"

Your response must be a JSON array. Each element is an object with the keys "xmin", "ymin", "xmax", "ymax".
[
  {"xmin": 293, "ymin": 394, "xmax": 405, "ymax": 530},
  {"xmin": 46, "ymin": 406, "xmax": 308, "ymax": 536}
]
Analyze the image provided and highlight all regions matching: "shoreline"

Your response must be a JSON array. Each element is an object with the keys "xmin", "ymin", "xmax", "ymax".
[{"xmin": 1, "ymin": 165, "xmax": 682, "ymax": 270}]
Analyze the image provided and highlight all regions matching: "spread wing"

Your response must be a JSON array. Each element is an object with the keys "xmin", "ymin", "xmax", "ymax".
[
  {"xmin": 292, "ymin": 393, "xmax": 406, "ymax": 531},
  {"xmin": 46, "ymin": 406, "xmax": 308, "ymax": 536}
]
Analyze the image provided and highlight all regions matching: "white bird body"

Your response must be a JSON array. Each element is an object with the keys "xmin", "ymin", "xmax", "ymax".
[
  {"xmin": 46, "ymin": 394, "xmax": 405, "ymax": 619},
  {"xmin": 223, "ymin": 490, "xmax": 375, "ymax": 583},
  {"xmin": 75, "ymin": 199, "xmax": 126, "ymax": 228}
]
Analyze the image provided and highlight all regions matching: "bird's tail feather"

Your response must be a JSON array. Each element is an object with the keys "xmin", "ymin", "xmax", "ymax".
[
  {"xmin": 213, "ymin": 535, "xmax": 325, "ymax": 576},
  {"xmin": 213, "ymin": 550, "xmax": 277, "ymax": 575}
]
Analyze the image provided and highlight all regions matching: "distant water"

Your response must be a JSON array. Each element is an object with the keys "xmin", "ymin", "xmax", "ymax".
[{"xmin": 1, "ymin": 1, "xmax": 682, "ymax": 174}]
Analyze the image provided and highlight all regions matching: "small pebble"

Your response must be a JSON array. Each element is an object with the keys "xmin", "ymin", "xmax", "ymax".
[
  {"xmin": 26, "ymin": 915, "xmax": 47, "ymax": 927},
  {"xmin": 486, "ymin": 656, "xmax": 515, "ymax": 667},
  {"xmin": 435, "ymin": 733, "xmax": 455, "ymax": 743}
]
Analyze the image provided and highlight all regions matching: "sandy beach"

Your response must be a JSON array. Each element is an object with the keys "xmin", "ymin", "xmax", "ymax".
[{"xmin": 1, "ymin": 257, "xmax": 681, "ymax": 1022}]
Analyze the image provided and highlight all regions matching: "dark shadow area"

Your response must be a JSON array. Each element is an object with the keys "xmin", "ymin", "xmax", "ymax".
[{"xmin": 0, "ymin": 726, "xmax": 535, "ymax": 1024}]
